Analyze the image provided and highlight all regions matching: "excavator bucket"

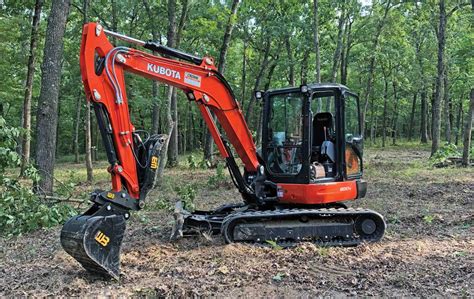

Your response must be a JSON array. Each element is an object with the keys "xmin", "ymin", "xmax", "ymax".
[
  {"xmin": 60, "ymin": 133, "xmax": 167, "ymax": 279},
  {"xmin": 60, "ymin": 204, "xmax": 126, "ymax": 280}
]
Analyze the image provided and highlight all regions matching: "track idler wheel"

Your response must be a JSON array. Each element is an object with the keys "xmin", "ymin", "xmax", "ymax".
[
  {"xmin": 354, "ymin": 213, "xmax": 386, "ymax": 242},
  {"xmin": 60, "ymin": 204, "xmax": 127, "ymax": 280}
]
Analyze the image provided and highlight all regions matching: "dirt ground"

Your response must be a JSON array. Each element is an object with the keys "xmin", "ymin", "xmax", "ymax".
[{"xmin": 1, "ymin": 147, "xmax": 473, "ymax": 297}]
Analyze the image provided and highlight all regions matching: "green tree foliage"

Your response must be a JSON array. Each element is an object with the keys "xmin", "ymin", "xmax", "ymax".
[
  {"xmin": 0, "ymin": 117, "xmax": 76, "ymax": 236},
  {"xmin": 0, "ymin": 0, "xmax": 471, "ymax": 210}
]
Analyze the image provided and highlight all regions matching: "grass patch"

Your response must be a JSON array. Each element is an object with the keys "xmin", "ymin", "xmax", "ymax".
[{"xmin": 365, "ymin": 139, "xmax": 432, "ymax": 151}]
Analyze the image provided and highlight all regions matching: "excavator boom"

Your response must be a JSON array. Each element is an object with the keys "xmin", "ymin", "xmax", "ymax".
[{"xmin": 79, "ymin": 23, "xmax": 258, "ymax": 199}]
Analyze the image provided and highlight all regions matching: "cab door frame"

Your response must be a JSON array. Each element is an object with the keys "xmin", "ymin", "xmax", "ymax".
[
  {"xmin": 261, "ymin": 87, "xmax": 311, "ymax": 184},
  {"xmin": 342, "ymin": 91, "xmax": 364, "ymax": 179}
]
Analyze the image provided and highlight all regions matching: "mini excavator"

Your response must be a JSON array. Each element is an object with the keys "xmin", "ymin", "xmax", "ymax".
[{"xmin": 60, "ymin": 23, "xmax": 386, "ymax": 279}]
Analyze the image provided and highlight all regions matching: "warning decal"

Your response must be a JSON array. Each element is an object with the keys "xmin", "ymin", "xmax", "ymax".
[{"xmin": 184, "ymin": 72, "xmax": 202, "ymax": 87}]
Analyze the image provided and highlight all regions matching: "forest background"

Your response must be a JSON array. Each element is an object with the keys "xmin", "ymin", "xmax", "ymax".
[{"xmin": 0, "ymin": 0, "xmax": 473, "ymax": 234}]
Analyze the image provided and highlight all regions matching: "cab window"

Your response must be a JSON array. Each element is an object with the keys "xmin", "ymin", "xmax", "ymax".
[{"xmin": 266, "ymin": 92, "xmax": 304, "ymax": 176}]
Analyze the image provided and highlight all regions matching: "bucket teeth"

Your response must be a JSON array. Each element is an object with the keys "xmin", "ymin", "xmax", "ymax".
[{"xmin": 60, "ymin": 213, "xmax": 126, "ymax": 280}]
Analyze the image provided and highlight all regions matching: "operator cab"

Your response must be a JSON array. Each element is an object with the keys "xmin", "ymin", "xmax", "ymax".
[{"xmin": 260, "ymin": 83, "xmax": 363, "ymax": 185}]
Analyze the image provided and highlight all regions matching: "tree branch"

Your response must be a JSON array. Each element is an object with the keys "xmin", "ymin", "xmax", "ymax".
[
  {"xmin": 447, "ymin": 2, "xmax": 469, "ymax": 18},
  {"xmin": 90, "ymin": 6, "xmax": 111, "ymax": 28}
]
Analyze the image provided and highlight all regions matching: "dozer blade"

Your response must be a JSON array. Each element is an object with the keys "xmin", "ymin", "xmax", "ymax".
[{"xmin": 60, "ymin": 209, "xmax": 126, "ymax": 280}]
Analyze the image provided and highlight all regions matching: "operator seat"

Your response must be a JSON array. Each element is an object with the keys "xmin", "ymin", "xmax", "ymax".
[
  {"xmin": 312, "ymin": 112, "xmax": 336, "ymax": 164},
  {"xmin": 312, "ymin": 112, "xmax": 333, "ymax": 147}
]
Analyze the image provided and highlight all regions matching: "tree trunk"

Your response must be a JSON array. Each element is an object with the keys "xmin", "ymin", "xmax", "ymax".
[
  {"xmin": 83, "ymin": 0, "xmax": 93, "ymax": 181},
  {"xmin": 143, "ymin": 0, "xmax": 161, "ymax": 135},
  {"xmin": 217, "ymin": 0, "xmax": 239, "ymax": 74},
  {"xmin": 420, "ymin": 90, "xmax": 428, "ymax": 143},
  {"xmin": 462, "ymin": 89, "xmax": 474, "ymax": 166},
  {"xmin": 175, "ymin": 0, "xmax": 189, "ymax": 47},
  {"xmin": 300, "ymin": 49, "xmax": 309, "ymax": 85},
  {"xmin": 326, "ymin": 5, "xmax": 346, "ymax": 112},
  {"xmin": 200, "ymin": 118, "xmax": 205, "ymax": 148},
  {"xmin": 85, "ymin": 103, "xmax": 93, "ymax": 182},
  {"xmin": 455, "ymin": 100, "xmax": 463, "ymax": 145},
  {"xmin": 340, "ymin": 18, "xmax": 353, "ymax": 86},
  {"xmin": 157, "ymin": 0, "xmax": 177, "ymax": 181},
  {"xmin": 157, "ymin": 88, "xmax": 175, "ymax": 185},
  {"xmin": 55, "ymin": 97, "xmax": 62, "ymax": 159},
  {"xmin": 369, "ymin": 96, "xmax": 375, "ymax": 144},
  {"xmin": 256, "ymin": 107, "xmax": 263, "ymax": 147},
  {"xmin": 168, "ymin": 89, "xmax": 179, "ymax": 166},
  {"xmin": 415, "ymin": 34, "xmax": 428, "ymax": 144},
  {"xmin": 166, "ymin": 0, "xmax": 182, "ymax": 167},
  {"xmin": 180, "ymin": 107, "xmax": 186, "ymax": 154},
  {"xmin": 408, "ymin": 93, "xmax": 417, "ymax": 141},
  {"xmin": 73, "ymin": 96, "xmax": 81, "ymax": 163},
  {"xmin": 168, "ymin": 0, "xmax": 189, "ymax": 166},
  {"xmin": 381, "ymin": 75, "xmax": 389, "ymax": 147},
  {"xmin": 361, "ymin": 0, "xmax": 391, "ymax": 136},
  {"xmin": 94, "ymin": 117, "xmax": 100, "ymax": 161},
  {"xmin": 204, "ymin": 0, "xmax": 240, "ymax": 163},
  {"xmin": 241, "ymin": 37, "xmax": 247, "ymax": 109},
  {"xmin": 256, "ymin": 58, "xmax": 277, "ymax": 145},
  {"xmin": 20, "ymin": 0, "xmax": 43, "ymax": 177},
  {"xmin": 151, "ymin": 81, "xmax": 160, "ymax": 134},
  {"xmin": 203, "ymin": 122, "xmax": 212, "ymax": 161},
  {"xmin": 392, "ymin": 81, "xmax": 399, "ymax": 145},
  {"xmin": 431, "ymin": 0, "xmax": 446, "ymax": 156},
  {"xmin": 443, "ymin": 67, "xmax": 451, "ymax": 143},
  {"xmin": 111, "ymin": 0, "xmax": 117, "ymax": 32},
  {"xmin": 34, "ymin": 0, "xmax": 71, "ymax": 195},
  {"xmin": 330, "ymin": 1, "xmax": 345, "ymax": 83},
  {"xmin": 245, "ymin": 37, "xmax": 271, "ymax": 123},
  {"xmin": 285, "ymin": 34, "xmax": 295, "ymax": 86},
  {"xmin": 189, "ymin": 104, "xmax": 195, "ymax": 150},
  {"xmin": 427, "ymin": 96, "xmax": 432, "ymax": 141},
  {"xmin": 312, "ymin": 0, "xmax": 321, "ymax": 82},
  {"xmin": 185, "ymin": 103, "xmax": 192, "ymax": 152}
]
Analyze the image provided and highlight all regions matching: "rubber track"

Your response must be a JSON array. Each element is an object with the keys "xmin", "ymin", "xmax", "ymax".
[{"xmin": 221, "ymin": 207, "xmax": 386, "ymax": 247}]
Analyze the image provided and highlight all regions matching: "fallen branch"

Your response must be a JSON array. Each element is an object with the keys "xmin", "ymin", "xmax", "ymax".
[{"xmin": 39, "ymin": 195, "xmax": 88, "ymax": 209}]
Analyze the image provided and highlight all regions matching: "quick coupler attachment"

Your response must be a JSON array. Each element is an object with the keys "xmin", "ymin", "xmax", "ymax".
[{"xmin": 60, "ymin": 191, "xmax": 135, "ymax": 280}]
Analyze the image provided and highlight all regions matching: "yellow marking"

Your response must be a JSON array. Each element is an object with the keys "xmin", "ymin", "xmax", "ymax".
[
  {"xmin": 95, "ymin": 231, "xmax": 110, "ymax": 247},
  {"xmin": 106, "ymin": 192, "xmax": 115, "ymax": 199},
  {"xmin": 150, "ymin": 156, "xmax": 159, "ymax": 169}
]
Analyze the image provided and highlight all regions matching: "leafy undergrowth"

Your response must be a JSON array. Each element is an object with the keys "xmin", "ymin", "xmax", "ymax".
[
  {"xmin": 0, "ymin": 117, "xmax": 77, "ymax": 237},
  {"xmin": 0, "ymin": 147, "xmax": 473, "ymax": 297}
]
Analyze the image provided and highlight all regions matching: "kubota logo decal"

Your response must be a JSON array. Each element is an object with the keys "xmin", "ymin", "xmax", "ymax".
[
  {"xmin": 147, "ymin": 63, "xmax": 181, "ymax": 79},
  {"xmin": 95, "ymin": 231, "xmax": 110, "ymax": 247},
  {"xmin": 340, "ymin": 186, "xmax": 352, "ymax": 192}
]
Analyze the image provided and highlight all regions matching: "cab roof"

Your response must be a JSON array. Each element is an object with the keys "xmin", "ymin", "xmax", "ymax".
[{"xmin": 266, "ymin": 83, "xmax": 350, "ymax": 94}]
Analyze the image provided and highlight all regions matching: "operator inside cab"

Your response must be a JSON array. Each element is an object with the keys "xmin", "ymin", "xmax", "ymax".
[{"xmin": 265, "ymin": 88, "xmax": 362, "ymax": 182}]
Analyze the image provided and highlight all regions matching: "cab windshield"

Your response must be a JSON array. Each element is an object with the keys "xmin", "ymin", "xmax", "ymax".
[{"xmin": 266, "ymin": 92, "xmax": 304, "ymax": 175}]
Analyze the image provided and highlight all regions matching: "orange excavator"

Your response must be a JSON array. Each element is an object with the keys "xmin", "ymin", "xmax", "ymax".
[{"xmin": 60, "ymin": 23, "xmax": 386, "ymax": 279}]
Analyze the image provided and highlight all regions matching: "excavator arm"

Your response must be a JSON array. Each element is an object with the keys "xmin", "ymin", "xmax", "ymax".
[
  {"xmin": 61, "ymin": 23, "xmax": 262, "ymax": 279},
  {"xmin": 80, "ymin": 23, "xmax": 258, "ymax": 201}
]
